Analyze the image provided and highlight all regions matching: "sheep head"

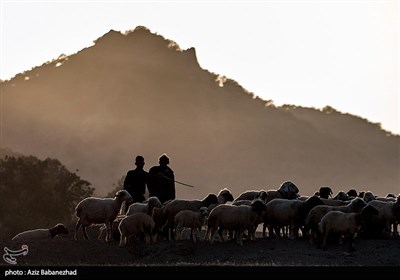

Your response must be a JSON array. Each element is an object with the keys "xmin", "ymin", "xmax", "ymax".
[
  {"xmin": 202, "ymin": 193, "xmax": 219, "ymax": 207},
  {"xmin": 318, "ymin": 187, "xmax": 333, "ymax": 199},
  {"xmin": 218, "ymin": 188, "xmax": 234, "ymax": 203},
  {"xmin": 115, "ymin": 190, "xmax": 133, "ymax": 203}
]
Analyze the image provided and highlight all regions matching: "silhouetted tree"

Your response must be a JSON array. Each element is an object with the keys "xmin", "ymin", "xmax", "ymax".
[
  {"xmin": 0, "ymin": 155, "xmax": 94, "ymax": 239},
  {"xmin": 106, "ymin": 175, "xmax": 126, "ymax": 197}
]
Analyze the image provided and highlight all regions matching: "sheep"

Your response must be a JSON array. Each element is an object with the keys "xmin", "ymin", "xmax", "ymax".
[
  {"xmin": 12, "ymin": 223, "xmax": 69, "ymax": 241},
  {"xmin": 100, "ymin": 194, "xmax": 159, "ymax": 241},
  {"xmin": 126, "ymin": 196, "xmax": 162, "ymax": 216},
  {"xmin": 174, "ymin": 207, "xmax": 208, "ymax": 242},
  {"xmin": 319, "ymin": 198, "xmax": 349, "ymax": 206},
  {"xmin": 207, "ymin": 188, "xmax": 234, "ymax": 212},
  {"xmin": 346, "ymin": 189, "xmax": 358, "ymax": 198},
  {"xmin": 318, "ymin": 205, "xmax": 378, "ymax": 252},
  {"xmin": 363, "ymin": 191, "xmax": 376, "ymax": 203},
  {"xmin": 233, "ymin": 181, "xmax": 299, "ymax": 204},
  {"xmin": 333, "ymin": 191, "xmax": 349, "ymax": 201},
  {"xmin": 118, "ymin": 212, "xmax": 156, "ymax": 247},
  {"xmin": 305, "ymin": 197, "xmax": 367, "ymax": 243},
  {"xmin": 74, "ymin": 189, "xmax": 133, "ymax": 242},
  {"xmin": 205, "ymin": 200, "xmax": 267, "ymax": 246},
  {"xmin": 262, "ymin": 196, "xmax": 324, "ymax": 239},
  {"xmin": 234, "ymin": 189, "xmax": 267, "ymax": 202},
  {"xmin": 161, "ymin": 193, "xmax": 219, "ymax": 240},
  {"xmin": 364, "ymin": 197, "xmax": 400, "ymax": 238},
  {"xmin": 232, "ymin": 191, "xmax": 269, "ymax": 206},
  {"xmin": 318, "ymin": 187, "xmax": 333, "ymax": 199}
]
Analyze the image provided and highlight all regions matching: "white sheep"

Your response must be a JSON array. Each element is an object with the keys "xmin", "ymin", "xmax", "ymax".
[
  {"xmin": 262, "ymin": 196, "xmax": 323, "ymax": 239},
  {"xmin": 174, "ymin": 207, "xmax": 208, "ymax": 242},
  {"xmin": 12, "ymin": 223, "xmax": 69, "ymax": 241},
  {"xmin": 74, "ymin": 190, "xmax": 132, "ymax": 242},
  {"xmin": 118, "ymin": 212, "xmax": 156, "ymax": 247},
  {"xmin": 126, "ymin": 196, "xmax": 162, "ymax": 216},
  {"xmin": 205, "ymin": 200, "xmax": 267, "ymax": 246},
  {"xmin": 317, "ymin": 205, "xmax": 378, "ymax": 252}
]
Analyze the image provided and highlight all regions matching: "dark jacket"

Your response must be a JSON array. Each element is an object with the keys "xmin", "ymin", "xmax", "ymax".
[
  {"xmin": 147, "ymin": 165, "xmax": 175, "ymax": 203},
  {"xmin": 123, "ymin": 168, "xmax": 148, "ymax": 203}
]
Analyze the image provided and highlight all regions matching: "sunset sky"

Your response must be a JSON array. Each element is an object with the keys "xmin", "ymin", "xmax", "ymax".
[{"xmin": 1, "ymin": 0, "xmax": 398, "ymax": 134}]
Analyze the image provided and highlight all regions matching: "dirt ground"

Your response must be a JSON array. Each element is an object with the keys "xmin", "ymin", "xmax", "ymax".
[{"xmin": 1, "ymin": 226, "xmax": 399, "ymax": 269}]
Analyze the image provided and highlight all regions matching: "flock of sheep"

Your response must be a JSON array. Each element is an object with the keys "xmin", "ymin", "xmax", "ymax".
[{"xmin": 12, "ymin": 182, "xmax": 400, "ymax": 253}]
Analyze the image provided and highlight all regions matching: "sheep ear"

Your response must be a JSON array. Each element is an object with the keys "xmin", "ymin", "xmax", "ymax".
[{"xmin": 115, "ymin": 192, "xmax": 122, "ymax": 198}]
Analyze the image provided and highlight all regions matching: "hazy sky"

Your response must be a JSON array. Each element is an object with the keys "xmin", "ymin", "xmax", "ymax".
[{"xmin": 1, "ymin": 0, "xmax": 398, "ymax": 134}]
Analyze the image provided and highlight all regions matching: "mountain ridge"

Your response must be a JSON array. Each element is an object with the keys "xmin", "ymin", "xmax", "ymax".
[{"xmin": 1, "ymin": 26, "xmax": 399, "ymax": 199}]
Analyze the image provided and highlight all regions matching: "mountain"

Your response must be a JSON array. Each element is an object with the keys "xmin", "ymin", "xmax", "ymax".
[{"xmin": 1, "ymin": 26, "xmax": 399, "ymax": 199}]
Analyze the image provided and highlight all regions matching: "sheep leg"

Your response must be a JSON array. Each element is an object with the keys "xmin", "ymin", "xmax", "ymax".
[
  {"xmin": 262, "ymin": 223, "xmax": 267, "ymax": 238},
  {"xmin": 107, "ymin": 221, "xmax": 115, "ymax": 242},
  {"xmin": 119, "ymin": 235, "xmax": 127, "ymax": 247},
  {"xmin": 322, "ymin": 232, "xmax": 328, "ymax": 250},
  {"xmin": 74, "ymin": 219, "xmax": 81, "ymax": 240},
  {"xmin": 204, "ymin": 227, "xmax": 211, "ymax": 241},
  {"xmin": 190, "ymin": 229, "xmax": 194, "ymax": 241},
  {"xmin": 98, "ymin": 226, "xmax": 105, "ymax": 240},
  {"xmin": 174, "ymin": 226, "xmax": 181, "ymax": 240},
  {"xmin": 196, "ymin": 228, "xmax": 202, "ymax": 242},
  {"xmin": 209, "ymin": 227, "xmax": 218, "ymax": 244},
  {"xmin": 82, "ymin": 225, "xmax": 89, "ymax": 240},
  {"xmin": 236, "ymin": 230, "xmax": 244, "ymax": 246},
  {"xmin": 218, "ymin": 227, "xmax": 226, "ymax": 242},
  {"xmin": 145, "ymin": 233, "xmax": 151, "ymax": 245},
  {"xmin": 348, "ymin": 235, "xmax": 355, "ymax": 252}
]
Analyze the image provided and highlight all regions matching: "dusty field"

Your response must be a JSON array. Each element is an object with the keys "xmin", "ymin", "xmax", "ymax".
[{"xmin": 1, "ymin": 226, "xmax": 399, "ymax": 269}]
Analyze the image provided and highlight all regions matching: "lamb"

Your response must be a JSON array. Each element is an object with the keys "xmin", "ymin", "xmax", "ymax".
[
  {"xmin": 305, "ymin": 197, "xmax": 367, "ymax": 243},
  {"xmin": 12, "ymin": 223, "xmax": 69, "ymax": 241},
  {"xmin": 74, "ymin": 190, "xmax": 133, "ymax": 242},
  {"xmin": 162, "ymin": 193, "xmax": 219, "ymax": 240},
  {"xmin": 205, "ymin": 200, "xmax": 267, "ymax": 246},
  {"xmin": 118, "ymin": 212, "xmax": 156, "ymax": 247},
  {"xmin": 262, "ymin": 196, "xmax": 324, "ymax": 239},
  {"xmin": 317, "ymin": 205, "xmax": 378, "ymax": 252},
  {"xmin": 126, "ymin": 196, "xmax": 162, "ymax": 216},
  {"xmin": 174, "ymin": 207, "xmax": 208, "ymax": 242}
]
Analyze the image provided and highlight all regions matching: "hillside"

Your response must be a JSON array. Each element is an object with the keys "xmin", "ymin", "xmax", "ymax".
[{"xmin": 1, "ymin": 26, "xmax": 399, "ymax": 199}]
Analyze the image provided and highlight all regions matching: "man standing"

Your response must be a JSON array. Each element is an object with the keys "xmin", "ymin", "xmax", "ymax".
[
  {"xmin": 148, "ymin": 153, "xmax": 175, "ymax": 204},
  {"xmin": 123, "ymin": 155, "xmax": 148, "ymax": 205}
]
